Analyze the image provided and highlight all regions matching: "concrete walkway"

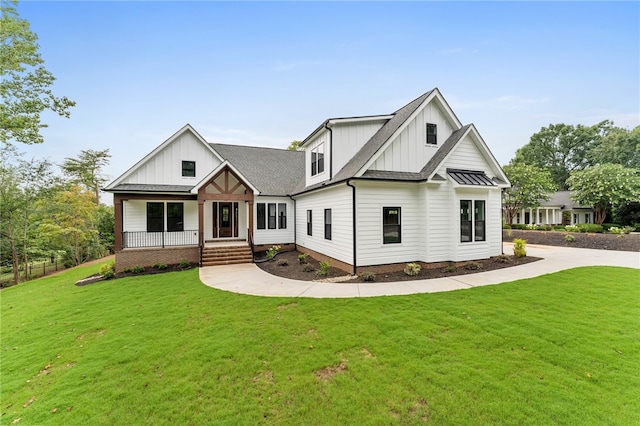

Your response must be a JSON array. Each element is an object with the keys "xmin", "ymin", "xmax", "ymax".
[{"xmin": 199, "ymin": 244, "xmax": 639, "ymax": 298}]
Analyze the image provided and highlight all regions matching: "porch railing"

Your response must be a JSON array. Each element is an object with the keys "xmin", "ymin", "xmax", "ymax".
[{"xmin": 123, "ymin": 230, "xmax": 199, "ymax": 249}]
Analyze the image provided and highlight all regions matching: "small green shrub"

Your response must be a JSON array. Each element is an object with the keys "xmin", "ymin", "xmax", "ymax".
[
  {"xmin": 576, "ymin": 224, "xmax": 603, "ymax": 233},
  {"xmin": 502, "ymin": 224, "xmax": 512, "ymax": 229},
  {"xmin": 99, "ymin": 261, "xmax": 115, "ymax": 276},
  {"xmin": 510, "ymin": 224, "xmax": 528, "ymax": 230},
  {"xmin": 553, "ymin": 226, "xmax": 566, "ymax": 231},
  {"xmin": 360, "ymin": 272, "xmax": 376, "ymax": 282},
  {"xmin": 103, "ymin": 270, "xmax": 115, "ymax": 280},
  {"xmin": 513, "ymin": 238, "xmax": 527, "ymax": 258},
  {"xmin": 298, "ymin": 253, "xmax": 309, "ymax": 264},
  {"xmin": 444, "ymin": 265, "xmax": 457, "ymax": 273},
  {"xmin": 153, "ymin": 263, "xmax": 168, "ymax": 270},
  {"xmin": 123, "ymin": 267, "xmax": 133, "ymax": 273},
  {"xmin": 302, "ymin": 264, "xmax": 315, "ymax": 273},
  {"xmin": 608, "ymin": 226, "xmax": 633, "ymax": 235},
  {"xmin": 404, "ymin": 263, "xmax": 421, "ymax": 276},
  {"xmin": 565, "ymin": 234, "xmax": 576, "ymax": 243},
  {"xmin": 316, "ymin": 261, "xmax": 331, "ymax": 276},
  {"xmin": 465, "ymin": 261, "xmax": 483, "ymax": 271},
  {"xmin": 266, "ymin": 245, "xmax": 281, "ymax": 260},
  {"xmin": 276, "ymin": 259, "xmax": 289, "ymax": 267},
  {"xmin": 132, "ymin": 266, "xmax": 145, "ymax": 274},
  {"xmin": 495, "ymin": 254, "xmax": 512, "ymax": 264},
  {"xmin": 179, "ymin": 259, "xmax": 191, "ymax": 269}
]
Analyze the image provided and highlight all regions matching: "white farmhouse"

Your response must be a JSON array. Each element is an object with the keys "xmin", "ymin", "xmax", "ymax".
[{"xmin": 105, "ymin": 88, "xmax": 511, "ymax": 273}]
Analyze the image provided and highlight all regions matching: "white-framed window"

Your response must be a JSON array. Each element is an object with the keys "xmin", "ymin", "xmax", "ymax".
[
  {"xmin": 461, "ymin": 200, "xmax": 485, "ymax": 243},
  {"xmin": 278, "ymin": 203, "xmax": 287, "ymax": 229},
  {"xmin": 311, "ymin": 143, "xmax": 325, "ymax": 176},
  {"xmin": 383, "ymin": 207, "xmax": 401, "ymax": 244},
  {"xmin": 182, "ymin": 160, "xmax": 196, "ymax": 177}
]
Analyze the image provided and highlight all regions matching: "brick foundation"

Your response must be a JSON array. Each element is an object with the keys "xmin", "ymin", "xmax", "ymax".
[
  {"xmin": 253, "ymin": 243, "xmax": 296, "ymax": 254},
  {"xmin": 296, "ymin": 245, "xmax": 352, "ymax": 275},
  {"xmin": 115, "ymin": 246, "xmax": 199, "ymax": 273}
]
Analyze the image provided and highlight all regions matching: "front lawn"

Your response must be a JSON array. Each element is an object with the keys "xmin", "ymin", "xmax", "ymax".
[{"xmin": 1, "ymin": 263, "xmax": 638, "ymax": 424}]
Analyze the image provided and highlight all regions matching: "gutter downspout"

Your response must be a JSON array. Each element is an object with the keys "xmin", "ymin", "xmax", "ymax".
[
  {"xmin": 288, "ymin": 194, "xmax": 296, "ymax": 250},
  {"xmin": 324, "ymin": 122, "xmax": 333, "ymax": 180},
  {"xmin": 346, "ymin": 180, "xmax": 357, "ymax": 275}
]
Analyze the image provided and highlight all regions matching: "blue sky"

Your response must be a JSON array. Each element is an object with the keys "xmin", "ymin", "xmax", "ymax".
[{"xmin": 15, "ymin": 1, "xmax": 640, "ymax": 186}]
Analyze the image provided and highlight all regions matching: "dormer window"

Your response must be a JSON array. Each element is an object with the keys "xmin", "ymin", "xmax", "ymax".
[
  {"xmin": 426, "ymin": 123, "xmax": 437, "ymax": 145},
  {"xmin": 182, "ymin": 160, "xmax": 196, "ymax": 177},
  {"xmin": 311, "ymin": 143, "xmax": 325, "ymax": 176}
]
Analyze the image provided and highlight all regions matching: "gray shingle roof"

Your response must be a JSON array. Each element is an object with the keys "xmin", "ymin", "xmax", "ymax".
[
  {"xmin": 419, "ymin": 124, "xmax": 471, "ymax": 179},
  {"xmin": 539, "ymin": 191, "xmax": 590, "ymax": 209},
  {"xmin": 107, "ymin": 183, "xmax": 194, "ymax": 193},
  {"xmin": 211, "ymin": 143, "xmax": 305, "ymax": 196}
]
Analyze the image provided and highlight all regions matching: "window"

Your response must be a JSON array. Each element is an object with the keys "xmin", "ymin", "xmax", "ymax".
[
  {"xmin": 585, "ymin": 213, "xmax": 590, "ymax": 224},
  {"xmin": 573, "ymin": 214, "xmax": 578, "ymax": 224},
  {"xmin": 278, "ymin": 203, "xmax": 287, "ymax": 229},
  {"xmin": 461, "ymin": 200, "xmax": 485, "ymax": 242},
  {"xmin": 307, "ymin": 210, "xmax": 312, "ymax": 236},
  {"xmin": 474, "ymin": 200, "xmax": 485, "ymax": 241},
  {"xmin": 182, "ymin": 160, "xmax": 196, "ymax": 177},
  {"xmin": 426, "ymin": 123, "xmax": 437, "ymax": 145},
  {"xmin": 383, "ymin": 207, "xmax": 401, "ymax": 244},
  {"xmin": 147, "ymin": 202, "xmax": 164, "ymax": 232},
  {"xmin": 257, "ymin": 203, "xmax": 266, "ymax": 229},
  {"xmin": 311, "ymin": 143, "xmax": 325, "ymax": 176},
  {"xmin": 167, "ymin": 202, "xmax": 184, "ymax": 232},
  {"xmin": 324, "ymin": 209, "xmax": 332, "ymax": 240},
  {"xmin": 268, "ymin": 203, "xmax": 276, "ymax": 229}
]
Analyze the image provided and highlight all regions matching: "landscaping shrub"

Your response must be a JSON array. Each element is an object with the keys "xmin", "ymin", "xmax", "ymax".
[
  {"xmin": 360, "ymin": 272, "xmax": 376, "ymax": 282},
  {"xmin": 510, "ymin": 224, "xmax": 528, "ymax": 230},
  {"xmin": 99, "ymin": 261, "xmax": 115, "ymax": 279},
  {"xmin": 577, "ymin": 224, "xmax": 603, "ymax": 233},
  {"xmin": 297, "ymin": 253, "xmax": 309, "ymax": 264},
  {"xmin": 132, "ymin": 266, "xmax": 145, "ymax": 274},
  {"xmin": 444, "ymin": 265, "xmax": 457, "ymax": 273},
  {"xmin": 266, "ymin": 245, "xmax": 281, "ymax": 260},
  {"xmin": 179, "ymin": 259, "xmax": 191, "ymax": 269},
  {"xmin": 465, "ymin": 261, "xmax": 483, "ymax": 271},
  {"xmin": 302, "ymin": 264, "xmax": 315, "ymax": 273},
  {"xmin": 276, "ymin": 259, "xmax": 289, "ymax": 267},
  {"xmin": 553, "ymin": 226, "xmax": 566, "ymax": 231},
  {"xmin": 316, "ymin": 261, "xmax": 331, "ymax": 276},
  {"xmin": 513, "ymin": 238, "xmax": 527, "ymax": 257},
  {"xmin": 404, "ymin": 262, "xmax": 421, "ymax": 276},
  {"xmin": 565, "ymin": 234, "xmax": 576, "ymax": 243},
  {"xmin": 153, "ymin": 263, "xmax": 168, "ymax": 270},
  {"xmin": 565, "ymin": 225, "xmax": 579, "ymax": 232},
  {"xmin": 495, "ymin": 254, "xmax": 512, "ymax": 264},
  {"xmin": 502, "ymin": 224, "xmax": 512, "ymax": 229}
]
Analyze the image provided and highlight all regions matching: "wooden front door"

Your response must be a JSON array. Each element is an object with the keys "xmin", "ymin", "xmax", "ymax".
[{"xmin": 213, "ymin": 202, "xmax": 239, "ymax": 239}]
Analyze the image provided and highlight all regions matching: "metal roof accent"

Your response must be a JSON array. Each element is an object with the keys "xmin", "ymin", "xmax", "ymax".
[{"xmin": 447, "ymin": 169, "xmax": 496, "ymax": 186}]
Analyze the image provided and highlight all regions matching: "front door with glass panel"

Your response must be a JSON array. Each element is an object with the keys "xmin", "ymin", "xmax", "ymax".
[{"xmin": 212, "ymin": 202, "xmax": 239, "ymax": 239}]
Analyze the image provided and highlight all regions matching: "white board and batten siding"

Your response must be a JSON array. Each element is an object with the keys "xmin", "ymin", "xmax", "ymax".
[
  {"xmin": 370, "ymin": 101, "xmax": 455, "ymax": 173},
  {"xmin": 294, "ymin": 185, "xmax": 353, "ymax": 266},
  {"xmin": 331, "ymin": 120, "xmax": 386, "ymax": 174},
  {"xmin": 304, "ymin": 132, "xmax": 330, "ymax": 188},
  {"xmin": 253, "ymin": 196, "xmax": 295, "ymax": 246},
  {"xmin": 122, "ymin": 200, "xmax": 199, "ymax": 232},
  {"xmin": 355, "ymin": 181, "xmax": 423, "ymax": 267},
  {"xmin": 123, "ymin": 131, "xmax": 221, "ymax": 186}
]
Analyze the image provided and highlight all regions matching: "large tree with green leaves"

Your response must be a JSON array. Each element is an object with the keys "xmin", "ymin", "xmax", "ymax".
[
  {"xmin": 512, "ymin": 121, "xmax": 613, "ymax": 190},
  {"xmin": 502, "ymin": 163, "xmax": 556, "ymax": 225},
  {"xmin": 61, "ymin": 149, "xmax": 111, "ymax": 204},
  {"xmin": 287, "ymin": 140, "xmax": 302, "ymax": 150},
  {"xmin": 588, "ymin": 125, "xmax": 640, "ymax": 169},
  {"xmin": 567, "ymin": 164, "xmax": 640, "ymax": 225},
  {"xmin": 1, "ymin": 0, "xmax": 75, "ymax": 145}
]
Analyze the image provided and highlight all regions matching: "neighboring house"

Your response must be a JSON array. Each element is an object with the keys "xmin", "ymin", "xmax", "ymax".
[
  {"xmin": 105, "ymin": 88, "xmax": 510, "ymax": 273},
  {"xmin": 510, "ymin": 191, "xmax": 595, "ymax": 226}
]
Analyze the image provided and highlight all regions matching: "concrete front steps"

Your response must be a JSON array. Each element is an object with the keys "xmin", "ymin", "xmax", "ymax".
[{"xmin": 201, "ymin": 244, "xmax": 253, "ymax": 267}]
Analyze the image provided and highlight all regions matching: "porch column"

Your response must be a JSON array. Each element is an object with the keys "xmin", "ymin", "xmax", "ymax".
[
  {"xmin": 545, "ymin": 209, "xmax": 549, "ymax": 225},
  {"xmin": 114, "ymin": 195, "xmax": 123, "ymax": 251},
  {"xmin": 248, "ymin": 201, "xmax": 254, "ymax": 244},
  {"xmin": 198, "ymin": 200, "xmax": 204, "ymax": 247}
]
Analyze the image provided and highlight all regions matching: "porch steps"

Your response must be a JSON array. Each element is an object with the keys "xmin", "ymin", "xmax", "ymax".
[{"xmin": 201, "ymin": 245, "xmax": 253, "ymax": 267}]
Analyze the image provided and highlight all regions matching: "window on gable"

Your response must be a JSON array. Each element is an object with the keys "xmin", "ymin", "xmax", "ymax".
[
  {"xmin": 383, "ymin": 207, "xmax": 401, "ymax": 244},
  {"xmin": 307, "ymin": 210, "xmax": 312, "ymax": 236},
  {"xmin": 461, "ymin": 200, "xmax": 485, "ymax": 243},
  {"xmin": 324, "ymin": 209, "xmax": 331, "ymax": 240},
  {"xmin": 182, "ymin": 160, "xmax": 196, "ymax": 177},
  {"xmin": 167, "ymin": 202, "xmax": 184, "ymax": 232},
  {"xmin": 257, "ymin": 203, "xmax": 266, "ymax": 230},
  {"xmin": 268, "ymin": 203, "xmax": 277, "ymax": 229},
  {"xmin": 311, "ymin": 143, "xmax": 325, "ymax": 176},
  {"xmin": 278, "ymin": 203, "xmax": 287, "ymax": 229},
  {"xmin": 426, "ymin": 123, "xmax": 437, "ymax": 145},
  {"xmin": 147, "ymin": 202, "xmax": 164, "ymax": 232}
]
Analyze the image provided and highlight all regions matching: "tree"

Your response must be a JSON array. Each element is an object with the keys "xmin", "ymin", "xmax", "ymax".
[
  {"xmin": 512, "ymin": 121, "xmax": 612, "ymax": 190},
  {"xmin": 502, "ymin": 163, "xmax": 556, "ymax": 225},
  {"xmin": 588, "ymin": 125, "xmax": 640, "ymax": 169},
  {"xmin": 61, "ymin": 149, "xmax": 111, "ymax": 204},
  {"xmin": 1, "ymin": 0, "xmax": 75, "ymax": 145},
  {"xmin": 567, "ymin": 164, "xmax": 640, "ymax": 225},
  {"xmin": 287, "ymin": 140, "xmax": 302, "ymax": 150}
]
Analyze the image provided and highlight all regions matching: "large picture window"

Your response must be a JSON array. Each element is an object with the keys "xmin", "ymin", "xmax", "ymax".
[
  {"xmin": 311, "ymin": 143, "xmax": 325, "ymax": 176},
  {"xmin": 307, "ymin": 210, "xmax": 312, "ymax": 236},
  {"xmin": 268, "ymin": 203, "xmax": 277, "ymax": 229},
  {"xmin": 461, "ymin": 200, "xmax": 485, "ymax": 243},
  {"xmin": 278, "ymin": 203, "xmax": 287, "ymax": 229},
  {"xmin": 383, "ymin": 207, "xmax": 401, "ymax": 244},
  {"xmin": 257, "ymin": 203, "xmax": 266, "ymax": 230},
  {"xmin": 167, "ymin": 202, "xmax": 184, "ymax": 232},
  {"xmin": 324, "ymin": 209, "xmax": 331, "ymax": 240},
  {"xmin": 182, "ymin": 160, "xmax": 196, "ymax": 177},
  {"xmin": 147, "ymin": 202, "xmax": 164, "ymax": 232}
]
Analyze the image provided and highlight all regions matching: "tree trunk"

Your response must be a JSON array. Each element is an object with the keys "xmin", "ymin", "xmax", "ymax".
[
  {"xmin": 595, "ymin": 206, "xmax": 607, "ymax": 225},
  {"xmin": 9, "ymin": 234, "xmax": 20, "ymax": 285}
]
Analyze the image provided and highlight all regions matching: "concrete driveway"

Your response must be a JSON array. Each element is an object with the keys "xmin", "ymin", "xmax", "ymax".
[{"xmin": 199, "ymin": 243, "xmax": 639, "ymax": 298}]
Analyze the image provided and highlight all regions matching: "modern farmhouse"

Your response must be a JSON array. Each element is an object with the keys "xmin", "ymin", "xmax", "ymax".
[{"xmin": 105, "ymin": 88, "xmax": 511, "ymax": 273}]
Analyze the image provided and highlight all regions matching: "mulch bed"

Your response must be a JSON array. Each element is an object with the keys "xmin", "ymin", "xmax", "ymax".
[
  {"xmin": 256, "ymin": 250, "xmax": 541, "ymax": 283},
  {"xmin": 504, "ymin": 230, "xmax": 639, "ymax": 252}
]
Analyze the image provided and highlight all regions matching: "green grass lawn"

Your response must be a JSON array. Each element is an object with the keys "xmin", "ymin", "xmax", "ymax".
[{"xmin": 1, "ymin": 263, "xmax": 639, "ymax": 425}]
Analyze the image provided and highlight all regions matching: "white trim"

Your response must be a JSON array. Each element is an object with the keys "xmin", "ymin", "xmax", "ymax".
[{"xmin": 190, "ymin": 160, "xmax": 260, "ymax": 195}]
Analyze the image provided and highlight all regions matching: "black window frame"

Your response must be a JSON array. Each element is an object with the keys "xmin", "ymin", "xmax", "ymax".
[
  {"xmin": 383, "ymin": 207, "xmax": 402, "ymax": 244},
  {"xmin": 268, "ymin": 203, "xmax": 276, "ymax": 229},
  {"xmin": 460, "ymin": 200, "xmax": 472, "ymax": 242},
  {"xmin": 167, "ymin": 202, "xmax": 184, "ymax": 232},
  {"xmin": 147, "ymin": 202, "xmax": 164, "ymax": 232},
  {"xmin": 426, "ymin": 123, "xmax": 437, "ymax": 145},
  {"xmin": 307, "ymin": 210, "xmax": 312, "ymax": 236},
  {"xmin": 257, "ymin": 203, "xmax": 266, "ymax": 230},
  {"xmin": 182, "ymin": 160, "xmax": 196, "ymax": 177},
  {"xmin": 474, "ymin": 200, "xmax": 485, "ymax": 242},
  {"xmin": 461, "ymin": 199, "xmax": 486, "ymax": 243},
  {"xmin": 324, "ymin": 208, "xmax": 331, "ymax": 240},
  {"xmin": 278, "ymin": 203, "xmax": 287, "ymax": 229}
]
